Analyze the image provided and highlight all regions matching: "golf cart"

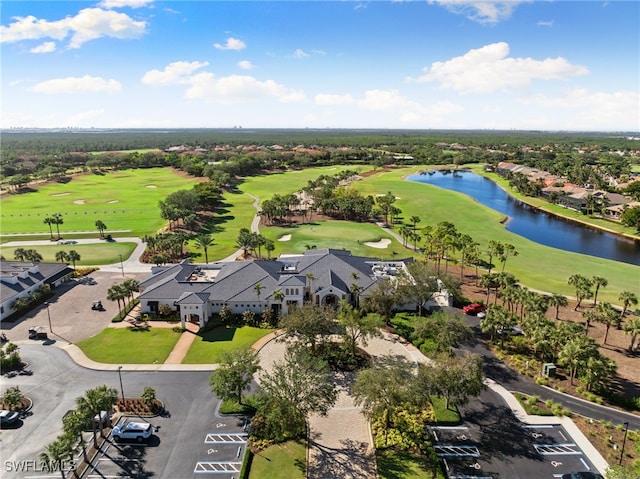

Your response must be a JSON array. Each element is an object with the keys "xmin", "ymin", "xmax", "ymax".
[
  {"xmin": 91, "ymin": 300, "xmax": 104, "ymax": 311},
  {"xmin": 28, "ymin": 326, "xmax": 48, "ymax": 340}
]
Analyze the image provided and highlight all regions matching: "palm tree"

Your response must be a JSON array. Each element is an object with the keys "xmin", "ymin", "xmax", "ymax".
[
  {"xmin": 254, "ymin": 282, "xmax": 264, "ymax": 302},
  {"xmin": 194, "ymin": 233, "xmax": 214, "ymax": 264},
  {"xmin": 410, "ymin": 215, "xmax": 421, "ymax": 250},
  {"xmin": 62, "ymin": 410, "xmax": 89, "ymax": 463},
  {"xmin": 55, "ymin": 251, "xmax": 69, "ymax": 263},
  {"xmin": 548, "ymin": 294, "xmax": 568, "ymax": 320},
  {"xmin": 52, "ymin": 213, "xmax": 64, "ymax": 239},
  {"xmin": 13, "ymin": 248, "xmax": 28, "ymax": 261},
  {"xmin": 95, "ymin": 220, "xmax": 107, "ymax": 238},
  {"xmin": 594, "ymin": 302, "xmax": 620, "ymax": 345},
  {"xmin": 39, "ymin": 435, "xmax": 74, "ymax": 479},
  {"xmin": 591, "ymin": 275, "xmax": 608, "ymax": 306},
  {"xmin": 485, "ymin": 240, "xmax": 503, "ymax": 274},
  {"xmin": 67, "ymin": 250, "xmax": 80, "ymax": 269},
  {"xmin": 618, "ymin": 291, "xmax": 638, "ymax": 320},
  {"xmin": 623, "ymin": 316, "xmax": 640, "ymax": 352},
  {"xmin": 107, "ymin": 285, "xmax": 126, "ymax": 315},
  {"xmin": 76, "ymin": 385, "xmax": 118, "ymax": 447},
  {"xmin": 24, "ymin": 249, "xmax": 42, "ymax": 262},
  {"xmin": 264, "ymin": 239, "xmax": 275, "ymax": 259},
  {"xmin": 122, "ymin": 279, "xmax": 140, "ymax": 305},
  {"xmin": 43, "ymin": 216, "xmax": 55, "ymax": 240},
  {"xmin": 558, "ymin": 339, "xmax": 584, "ymax": 385},
  {"xmin": 500, "ymin": 243, "xmax": 518, "ymax": 272},
  {"xmin": 567, "ymin": 274, "xmax": 593, "ymax": 311}
]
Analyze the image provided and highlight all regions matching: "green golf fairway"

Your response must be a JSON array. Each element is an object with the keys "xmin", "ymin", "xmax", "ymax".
[{"xmin": 0, "ymin": 168, "xmax": 198, "ymax": 239}]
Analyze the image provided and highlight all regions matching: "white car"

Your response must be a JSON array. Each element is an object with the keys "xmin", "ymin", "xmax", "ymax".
[{"xmin": 111, "ymin": 421, "xmax": 153, "ymax": 442}]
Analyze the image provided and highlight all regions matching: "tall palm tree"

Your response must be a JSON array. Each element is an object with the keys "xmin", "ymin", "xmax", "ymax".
[
  {"xmin": 55, "ymin": 251, "xmax": 69, "ymax": 263},
  {"xmin": 568, "ymin": 274, "xmax": 593, "ymax": 311},
  {"xmin": 62, "ymin": 410, "xmax": 89, "ymax": 463},
  {"xmin": 43, "ymin": 216, "xmax": 55, "ymax": 240},
  {"xmin": 548, "ymin": 294, "xmax": 568, "ymax": 320},
  {"xmin": 194, "ymin": 233, "xmax": 214, "ymax": 264},
  {"xmin": 594, "ymin": 302, "xmax": 620, "ymax": 345},
  {"xmin": 410, "ymin": 215, "xmax": 421, "ymax": 250},
  {"xmin": 618, "ymin": 291, "xmax": 638, "ymax": 320},
  {"xmin": 623, "ymin": 316, "xmax": 640, "ymax": 352},
  {"xmin": 558, "ymin": 339, "xmax": 583, "ymax": 385},
  {"xmin": 67, "ymin": 250, "xmax": 80, "ymax": 268},
  {"xmin": 95, "ymin": 220, "xmax": 107, "ymax": 238},
  {"xmin": 107, "ymin": 285, "xmax": 126, "ymax": 315},
  {"xmin": 25, "ymin": 249, "xmax": 43, "ymax": 262},
  {"xmin": 76, "ymin": 385, "xmax": 118, "ymax": 448},
  {"xmin": 254, "ymin": 282, "xmax": 264, "ymax": 301},
  {"xmin": 39, "ymin": 434, "xmax": 74, "ymax": 479},
  {"xmin": 122, "ymin": 279, "xmax": 140, "ymax": 305},
  {"xmin": 591, "ymin": 276, "xmax": 608, "ymax": 306},
  {"xmin": 52, "ymin": 213, "xmax": 64, "ymax": 239}
]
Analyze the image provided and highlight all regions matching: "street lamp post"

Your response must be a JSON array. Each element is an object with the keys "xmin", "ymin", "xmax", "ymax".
[
  {"xmin": 119, "ymin": 254, "xmax": 124, "ymax": 277},
  {"xmin": 117, "ymin": 366, "xmax": 125, "ymax": 401},
  {"xmin": 44, "ymin": 302, "xmax": 53, "ymax": 333},
  {"xmin": 619, "ymin": 421, "xmax": 629, "ymax": 465}
]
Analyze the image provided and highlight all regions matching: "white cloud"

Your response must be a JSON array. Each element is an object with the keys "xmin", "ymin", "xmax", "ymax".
[
  {"xmin": 185, "ymin": 73, "xmax": 306, "ymax": 104},
  {"xmin": 519, "ymin": 88, "xmax": 639, "ymax": 128},
  {"xmin": 99, "ymin": 0, "xmax": 154, "ymax": 9},
  {"xmin": 237, "ymin": 60, "xmax": 254, "ymax": 70},
  {"xmin": 141, "ymin": 61, "xmax": 209, "ymax": 85},
  {"xmin": 214, "ymin": 37, "xmax": 246, "ymax": 50},
  {"xmin": 537, "ymin": 20, "xmax": 554, "ymax": 27},
  {"xmin": 292, "ymin": 49, "xmax": 309, "ymax": 59},
  {"xmin": 315, "ymin": 93, "xmax": 355, "ymax": 106},
  {"xmin": 429, "ymin": 0, "xmax": 523, "ymax": 24},
  {"xmin": 408, "ymin": 42, "xmax": 588, "ymax": 94},
  {"xmin": 0, "ymin": 8, "xmax": 147, "ymax": 48},
  {"xmin": 30, "ymin": 41, "xmax": 56, "ymax": 53},
  {"xmin": 67, "ymin": 109, "xmax": 105, "ymax": 124},
  {"xmin": 31, "ymin": 75, "xmax": 122, "ymax": 94}
]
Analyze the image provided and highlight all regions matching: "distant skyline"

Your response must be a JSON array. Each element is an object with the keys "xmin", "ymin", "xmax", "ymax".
[{"xmin": 2, "ymin": 1, "xmax": 638, "ymax": 132}]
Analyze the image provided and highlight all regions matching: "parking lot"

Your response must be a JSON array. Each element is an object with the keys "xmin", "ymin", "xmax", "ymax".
[
  {"xmin": 440, "ymin": 388, "xmax": 603, "ymax": 478},
  {"xmin": 83, "ymin": 412, "xmax": 250, "ymax": 479}
]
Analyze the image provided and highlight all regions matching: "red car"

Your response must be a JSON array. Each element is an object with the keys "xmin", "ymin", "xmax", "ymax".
[{"xmin": 463, "ymin": 303, "xmax": 487, "ymax": 315}]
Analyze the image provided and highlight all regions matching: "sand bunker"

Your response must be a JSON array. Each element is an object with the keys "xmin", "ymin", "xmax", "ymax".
[
  {"xmin": 364, "ymin": 238, "xmax": 391, "ymax": 249},
  {"xmin": 51, "ymin": 192, "xmax": 70, "ymax": 196},
  {"xmin": 278, "ymin": 234, "xmax": 292, "ymax": 241},
  {"xmin": 376, "ymin": 194, "xmax": 401, "ymax": 200},
  {"xmin": 107, "ymin": 200, "xmax": 119, "ymax": 204},
  {"xmin": 73, "ymin": 199, "xmax": 86, "ymax": 205},
  {"xmin": 146, "ymin": 185, "xmax": 157, "ymax": 188}
]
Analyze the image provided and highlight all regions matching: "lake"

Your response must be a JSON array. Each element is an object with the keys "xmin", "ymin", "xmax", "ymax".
[{"xmin": 407, "ymin": 170, "xmax": 640, "ymax": 266}]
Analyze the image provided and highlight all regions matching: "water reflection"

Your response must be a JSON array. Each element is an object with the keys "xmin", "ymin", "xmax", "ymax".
[{"xmin": 407, "ymin": 171, "xmax": 640, "ymax": 266}]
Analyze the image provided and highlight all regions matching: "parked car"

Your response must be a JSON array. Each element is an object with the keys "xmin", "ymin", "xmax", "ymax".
[
  {"xmin": 561, "ymin": 473, "xmax": 604, "ymax": 479},
  {"xmin": 463, "ymin": 303, "xmax": 487, "ymax": 315},
  {"xmin": 112, "ymin": 421, "xmax": 153, "ymax": 442},
  {"xmin": 0, "ymin": 410, "xmax": 20, "ymax": 426},
  {"xmin": 477, "ymin": 310, "xmax": 487, "ymax": 319}
]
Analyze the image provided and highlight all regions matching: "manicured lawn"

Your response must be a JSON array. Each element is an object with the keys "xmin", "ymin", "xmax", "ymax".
[
  {"xmin": 430, "ymin": 396, "xmax": 461, "ymax": 424},
  {"xmin": 181, "ymin": 326, "xmax": 274, "ymax": 364},
  {"xmin": 248, "ymin": 440, "xmax": 306, "ymax": 479},
  {"xmin": 376, "ymin": 449, "xmax": 445, "ymax": 479},
  {"xmin": 76, "ymin": 328, "xmax": 181, "ymax": 364},
  {"xmin": 0, "ymin": 242, "xmax": 137, "ymax": 265},
  {"xmin": 0, "ymin": 168, "xmax": 197, "ymax": 239},
  {"xmin": 261, "ymin": 220, "xmax": 405, "ymax": 259},
  {"xmin": 350, "ymin": 167, "xmax": 637, "ymax": 304}
]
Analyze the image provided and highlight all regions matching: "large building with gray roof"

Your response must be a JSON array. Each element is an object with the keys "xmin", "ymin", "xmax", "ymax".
[{"xmin": 138, "ymin": 249, "xmax": 451, "ymax": 329}]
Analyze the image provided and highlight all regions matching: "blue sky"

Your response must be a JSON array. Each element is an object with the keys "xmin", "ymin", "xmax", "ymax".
[{"xmin": 2, "ymin": 1, "xmax": 638, "ymax": 131}]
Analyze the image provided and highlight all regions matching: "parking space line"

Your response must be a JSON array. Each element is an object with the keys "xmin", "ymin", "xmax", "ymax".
[{"xmin": 194, "ymin": 461, "xmax": 242, "ymax": 473}]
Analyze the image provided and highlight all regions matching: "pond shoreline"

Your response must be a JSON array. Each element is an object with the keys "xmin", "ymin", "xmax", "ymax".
[{"xmin": 412, "ymin": 166, "xmax": 640, "ymax": 243}]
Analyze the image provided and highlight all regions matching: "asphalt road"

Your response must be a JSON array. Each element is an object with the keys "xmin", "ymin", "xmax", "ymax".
[{"xmin": 455, "ymin": 307, "xmax": 640, "ymax": 430}]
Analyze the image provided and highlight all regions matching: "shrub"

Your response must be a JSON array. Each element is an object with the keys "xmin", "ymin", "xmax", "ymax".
[{"xmin": 2, "ymin": 386, "xmax": 24, "ymax": 410}]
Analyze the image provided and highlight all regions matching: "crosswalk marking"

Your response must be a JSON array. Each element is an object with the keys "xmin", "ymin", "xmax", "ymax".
[
  {"xmin": 194, "ymin": 461, "xmax": 242, "ymax": 473},
  {"xmin": 534, "ymin": 443, "xmax": 581, "ymax": 455},
  {"xmin": 434, "ymin": 445, "xmax": 480, "ymax": 457},
  {"xmin": 204, "ymin": 433, "xmax": 248, "ymax": 444}
]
